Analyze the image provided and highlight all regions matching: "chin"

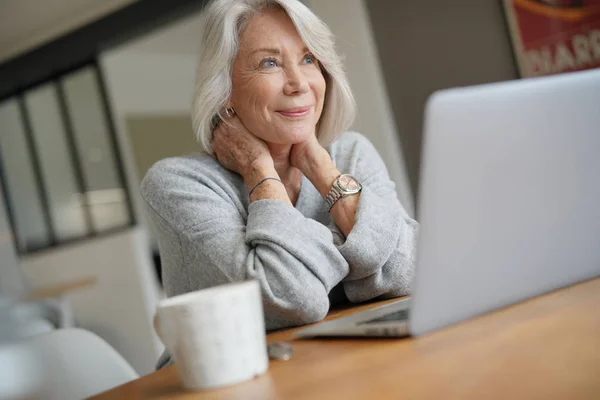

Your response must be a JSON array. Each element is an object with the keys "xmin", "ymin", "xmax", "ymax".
[
  {"xmin": 264, "ymin": 125, "xmax": 313, "ymax": 145},
  {"xmin": 282, "ymin": 125, "xmax": 315, "ymax": 144}
]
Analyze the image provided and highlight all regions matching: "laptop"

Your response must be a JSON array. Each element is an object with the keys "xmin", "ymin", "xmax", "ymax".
[{"xmin": 295, "ymin": 69, "xmax": 600, "ymax": 338}]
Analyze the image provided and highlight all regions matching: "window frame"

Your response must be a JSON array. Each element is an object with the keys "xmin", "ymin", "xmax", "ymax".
[{"xmin": 0, "ymin": 60, "xmax": 135, "ymax": 254}]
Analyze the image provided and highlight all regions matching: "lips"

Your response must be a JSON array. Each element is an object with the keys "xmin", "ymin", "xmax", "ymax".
[{"xmin": 276, "ymin": 106, "xmax": 311, "ymax": 118}]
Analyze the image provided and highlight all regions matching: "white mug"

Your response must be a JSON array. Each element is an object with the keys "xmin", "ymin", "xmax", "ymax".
[{"xmin": 154, "ymin": 280, "xmax": 269, "ymax": 390}]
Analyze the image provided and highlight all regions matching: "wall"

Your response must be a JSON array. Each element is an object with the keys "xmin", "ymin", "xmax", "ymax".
[
  {"xmin": 100, "ymin": 51, "xmax": 200, "ymax": 249},
  {"xmin": 365, "ymin": 0, "xmax": 519, "ymax": 203},
  {"xmin": 99, "ymin": 52, "xmax": 199, "ymax": 179},
  {"xmin": 126, "ymin": 115, "xmax": 201, "ymax": 184},
  {"xmin": 100, "ymin": 52, "xmax": 197, "ymax": 117},
  {"xmin": 306, "ymin": 0, "xmax": 415, "ymax": 216},
  {"xmin": 99, "ymin": 52, "xmax": 198, "ymax": 187}
]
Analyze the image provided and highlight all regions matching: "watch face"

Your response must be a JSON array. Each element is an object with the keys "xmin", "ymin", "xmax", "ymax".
[{"xmin": 338, "ymin": 175, "xmax": 360, "ymax": 191}]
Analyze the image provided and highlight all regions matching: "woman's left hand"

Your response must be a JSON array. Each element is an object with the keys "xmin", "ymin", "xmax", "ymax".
[
  {"xmin": 290, "ymin": 135, "xmax": 340, "ymax": 197},
  {"xmin": 290, "ymin": 135, "xmax": 330, "ymax": 176},
  {"xmin": 292, "ymin": 135, "xmax": 358, "ymax": 236}
]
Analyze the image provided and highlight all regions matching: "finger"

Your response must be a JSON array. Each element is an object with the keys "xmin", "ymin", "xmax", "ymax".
[
  {"xmin": 213, "ymin": 115, "xmax": 232, "ymax": 136},
  {"xmin": 212, "ymin": 149, "xmax": 220, "ymax": 163},
  {"xmin": 212, "ymin": 123, "xmax": 227, "ymax": 142}
]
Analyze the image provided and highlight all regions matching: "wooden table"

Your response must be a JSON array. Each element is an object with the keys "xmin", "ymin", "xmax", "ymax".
[{"xmin": 92, "ymin": 277, "xmax": 600, "ymax": 399}]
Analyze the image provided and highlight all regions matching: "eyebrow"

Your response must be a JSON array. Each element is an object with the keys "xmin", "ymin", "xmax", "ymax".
[{"xmin": 250, "ymin": 47, "xmax": 310, "ymax": 56}]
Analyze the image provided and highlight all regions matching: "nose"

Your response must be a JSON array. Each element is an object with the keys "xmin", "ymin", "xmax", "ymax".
[{"xmin": 283, "ymin": 64, "xmax": 309, "ymax": 96}]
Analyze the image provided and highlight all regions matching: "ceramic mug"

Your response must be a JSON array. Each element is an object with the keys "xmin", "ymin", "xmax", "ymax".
[{"xmin": 154, "ymin": 280, "xmax": 269, "ymax": 390}]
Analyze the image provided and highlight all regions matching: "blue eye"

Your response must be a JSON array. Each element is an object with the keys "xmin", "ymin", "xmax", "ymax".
[
  {"xmin": 303, "ymin": 53, "xmax": 316, "ymax": 64},
  {"xmin": 260, "ymin": 58, "xmax": 278, "ymax": 68}
]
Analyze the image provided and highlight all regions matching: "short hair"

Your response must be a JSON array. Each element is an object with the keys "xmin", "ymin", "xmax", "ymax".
[{"xmin": 191, "ymin": 0, "xmax": 356, "ymax": 153}]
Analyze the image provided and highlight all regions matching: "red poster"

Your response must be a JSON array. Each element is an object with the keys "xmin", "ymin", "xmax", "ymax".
[{"xmin": 503, "ymin": 0, "xmax": 600, "ymax": 77}]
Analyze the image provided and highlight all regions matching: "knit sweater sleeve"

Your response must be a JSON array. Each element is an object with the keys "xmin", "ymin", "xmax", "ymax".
[
  {"xmin": 329, "ymin": 132, "xmax": 419, "ymax": 303},
  {"xmin": 140, "ymin": 155, "xmax": 349, "ymax": 330}
]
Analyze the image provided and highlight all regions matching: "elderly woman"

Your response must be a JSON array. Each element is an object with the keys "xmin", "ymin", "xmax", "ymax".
[{"xmin": 142, "ymin": 0, "xmax": 418, "ymax": 367}]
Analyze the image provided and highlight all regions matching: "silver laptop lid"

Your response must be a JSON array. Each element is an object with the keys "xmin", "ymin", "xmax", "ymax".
[{"xmin": 409, "ymin": 69, "xmax": 600, "ymax": 336}]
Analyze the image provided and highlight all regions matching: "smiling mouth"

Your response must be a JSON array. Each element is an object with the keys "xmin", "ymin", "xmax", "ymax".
[{"xmin": 276, "ymin": 106, "xmax": 311, "ymax": 118}]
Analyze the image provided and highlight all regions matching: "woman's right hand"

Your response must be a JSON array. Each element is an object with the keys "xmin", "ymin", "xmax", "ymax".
[{"xmin": 211, "ymin": 113, "xmax": 274, "ymax": 179}]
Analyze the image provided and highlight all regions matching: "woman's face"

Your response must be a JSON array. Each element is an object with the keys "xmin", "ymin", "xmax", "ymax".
[{"xmin": 230, "ymin": 8, "xmax": 326, "ymax": 145}]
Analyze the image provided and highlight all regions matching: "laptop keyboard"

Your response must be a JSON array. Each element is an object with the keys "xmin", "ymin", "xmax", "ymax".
[{"xmin": 359, "ymin": 308, "xmax": 410, "ymax": 325}]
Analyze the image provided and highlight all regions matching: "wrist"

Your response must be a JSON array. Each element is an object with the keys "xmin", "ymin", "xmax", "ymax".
[
  {"xmin": 303, "ymin": 154, "xmax": 340, "ymax": 197},
  {"xmin": 243, "ymin": 163, "xmax": 279, "ymax": 191}
]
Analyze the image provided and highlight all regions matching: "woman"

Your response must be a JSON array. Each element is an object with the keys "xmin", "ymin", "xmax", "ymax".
[{"xmin": 142, "ymin": 0, "xmax": 418, "ymax": 367}]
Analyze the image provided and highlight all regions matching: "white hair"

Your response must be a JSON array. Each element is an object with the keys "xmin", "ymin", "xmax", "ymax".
[{"xmin": 191, "ymin": 0, "xmax": 356, "ymax": 153}]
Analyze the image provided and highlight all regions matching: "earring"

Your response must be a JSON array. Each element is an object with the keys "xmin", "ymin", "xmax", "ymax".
[{"xmin": 225, "ymin": 108, "xmax": 236, "ymax": 118}]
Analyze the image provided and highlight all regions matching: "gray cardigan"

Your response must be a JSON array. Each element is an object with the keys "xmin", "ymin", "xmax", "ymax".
[{"xmin": 141, "ymin": 131, "xmax": 419, "ymax": 368}]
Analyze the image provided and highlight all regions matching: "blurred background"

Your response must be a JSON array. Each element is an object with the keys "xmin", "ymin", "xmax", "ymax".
[{"xmin": 1, "ymin": 0, "xmax": 596, "ymax": 396}]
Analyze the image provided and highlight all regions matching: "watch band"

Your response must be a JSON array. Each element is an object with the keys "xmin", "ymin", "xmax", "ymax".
[{"xmin": 325, "ymin": 175, "xmax": 343, "ymax": 211}]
